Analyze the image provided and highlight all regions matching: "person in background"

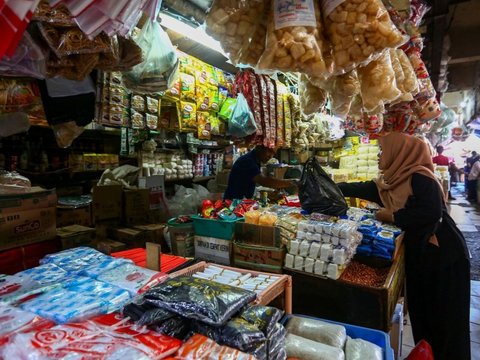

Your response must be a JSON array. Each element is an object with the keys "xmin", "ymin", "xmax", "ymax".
[
  {"xmin": 224, "ymin": 145, "xmax": 295, "ymax": 200},
  {"xmin": 432, "ymin": 145, "xmax": 455, "ymax": 200},
  {"xmin": 337, "ymin": 133, "xmax": 470, "ymax": 360},
  {"xmin": 467, "ymin": 156, "xmax": 480, "ymax": 202},
  {"xmin": 466, "ymin": 151, "xmax": 479, "ymax": 198}
]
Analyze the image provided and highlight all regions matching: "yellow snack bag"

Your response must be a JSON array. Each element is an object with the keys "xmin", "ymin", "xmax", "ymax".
[
  {"xmin": 179, "ymin": 101, "xmax": 197, "ymax": 132},
  {"xmin": 180, "ymin": 73, "xmax": 196, "ymax": 102},
  {"xmin": 283, "ymin": 93, "xmax": 292, "ymax": 148},
  {"xmin": 196, "ymin": 86, "xmax": 210, "ymax": 112},
  {"xmin": 208, "ymin": 87, "xmax": 219, "ymax": 112},
  {"xmin": 210, "ymin": 113, "xmax": 221, "ymax": 135},
  {"xmin": 197, "ymin": 111, "xmax": 211, "ymax": 140}
]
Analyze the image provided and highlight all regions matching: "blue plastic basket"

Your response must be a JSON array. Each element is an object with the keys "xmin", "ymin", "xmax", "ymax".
[
  {"xmin": 191, "ymin": 215, "xmax": 241, "ymax": 240},
  {"xmin": 282, "ymin": 314, "xmax": 394, "ymax": 360}
]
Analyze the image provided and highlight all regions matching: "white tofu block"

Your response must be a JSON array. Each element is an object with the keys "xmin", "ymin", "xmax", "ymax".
[
  {"xmin": 320, "ymin": 244, "xmax": 333, "ymax": 262},
  {"xmin": 289, "ymin": 240, "xmax": 300, "ymax": 255},
  {"xmin": 333, "ymin": 248, "xmax": 347, "ymax": 265},
  {"xmin": 294, "ymin": 256, "xmax": 304, "ymax": 270},
  {"xmin": 308, "ymin": 242, "xmax": 321, "ymax": 259},
  {"xmin": 304, "ymin": 257, "xmax": 315, "ymax": 273},
  {"xmin": 314, "ymin": 260, "xmax": 327, "ymax": 275},
  {"xmin": 285, "ymin": 253, "xmax": 295, "ymax": 268},
  {"xmin": 299, "ymin": 241, "xmax": 311, "ymax": 257}
]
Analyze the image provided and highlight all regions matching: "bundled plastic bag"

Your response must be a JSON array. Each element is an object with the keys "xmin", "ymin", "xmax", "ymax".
[
  {"xmin": 123, "ymin": 18, "xmax": 178, "ymax": 94},
  {"xmin": 323, "ymin": 0, "xmax": 405, "ymax": 74},
  {"xmin": 358, "ymin": 51, "xmax": 401, "ymax": 112},
  {"xmin": 228, "ymin": 93, "xmax": 257, "ymax": 138},
  {"xmin": 258, "ymin": 0, "xmax": 332, "ymax": 76},
  {"xmin": 143, "ymin": 276, "xmax": 256, "ymax": 326},
  {"xmin": 299, "ymin": 157, "xmax": 348, "ymax": 216},
  {"xmin": 346, "ymin": 337, "xmax": 382, "ymax": 360},
  {"xmin": 285, "ymin": 316, "xmax": 347, "ymax": 348},
  {"xmin": 285, "ymin": 333, "xmax": 345, "ymax": 360},
  {"xmin": 298, "ymin": 74, "xmax": 327, "ymax": 115}
]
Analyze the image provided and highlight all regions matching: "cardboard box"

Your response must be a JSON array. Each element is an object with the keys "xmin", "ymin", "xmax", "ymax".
[
  {"xmin": 123, "ymin": 189, "xmax": 150, "ymax": 225},
  {"xmin": 0, "ymin": 189, "xmax": 57, "ymax": 251},
  {"xmin": 133, "ymin": 224, "xmax": 169, "ymax": 252},
  {"xmin": 56, "ymin": 205, "xmax": 92, "ymax": 227},
  {"xmin": 92, "ymin": 185, "xmax": 122, "ymax": 222},
  {"xmin": 194, "ymin": 235, "xmax": 231, "ymax": 265},
  {"xmin": 57, "ymin": 225, "xmax": 95, "ymax": 249},
  {"xmin": 235, "ymin": 222, "xmax": 281, "ymax": 247},
  {"xmin": 116, "ymin": 227, "xmax": 147, "ymax": 247},
  {"xmin": 95, "ymin": 219, "xmax": 119, "ymax": 241},
  {"xmin": 97, "ymin": 239, "xmax": 127, "ymax": 255}
]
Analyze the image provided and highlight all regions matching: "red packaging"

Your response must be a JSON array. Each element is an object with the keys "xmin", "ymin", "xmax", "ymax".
[
  {"xmin": 257, "ymin": 74, "xmax": 270, "ymax": 147},
  {"xmin": 264, "ymin": 76, "xmax": 277, "ymax": 148}
]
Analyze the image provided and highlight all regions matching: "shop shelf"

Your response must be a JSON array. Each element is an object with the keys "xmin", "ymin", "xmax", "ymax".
[
  {"xmin": 282, "ymin": 314, "xmax": 394, "ymax": 360},
  {"xmin": 169, "ymin": 261, "xmax": 292, "ymax": 314}
]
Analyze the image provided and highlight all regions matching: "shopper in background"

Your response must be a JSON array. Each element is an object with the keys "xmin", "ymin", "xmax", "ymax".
[
  {"xmin": 338, "ymin": 133, "xmax": 470, "ymax": 360},
  {"xmin": 467, "ymin": 157, "xmax": 480, "ymax": 202},
  {"xmin": 432, "ymin": 145, "xmax": 456, "ymax": 200},
  {"xmin": 224, "ymin": 145, "xmax": 296, "ymax": 200}
]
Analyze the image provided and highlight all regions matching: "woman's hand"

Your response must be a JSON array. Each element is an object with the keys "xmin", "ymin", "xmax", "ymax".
[{"xmin": 375, "ymin": 208, "xmax": 394, "ymax": 223}]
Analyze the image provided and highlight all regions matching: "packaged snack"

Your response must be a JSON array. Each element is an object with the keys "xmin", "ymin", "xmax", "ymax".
[
  {"xmin": 210, "ymin": 113, "xmax": 222, "ymax": 135},
  {"xmin": 180, "ymin": 73, "xmax": 196, "ymax": 102},
  {"xmin": 285, "ymin": 333, "xmax": 345, "ymax": 359},
  {"xmin": 165, "ymin": 75, "xmax": 181, "ymax": 99},
  {"xmin": 219, "ymin": 97, "xmax": 237, "ymax": 121},
  {"xmin": 275, "ymin": 81, "xmax": 287, "ymax": 147},
  {"xmin": 197, "ymin": 111, "xmax": 212, "ymax": 140},
  {"xmin": 357, "ymin": 51, "xmax": 401, "ymax": 112},
  {"xmin": 258, "ymin": 0, "xmax": 332, "ymax": 76},
  {"xmin": 283, "ymin": 93, "xmax": 292, "ymax": 148},
  {"xmin": 146, "ymin": 113, "xmax": 158, "ymax": 130},
  {"xmin": 146, "ymin": 96, "xmax": 159, "ymax": 114},
  {"xmin": 131, "ymin": 94, "xmax": 145, "ymax": 112},
  {"xmin": 208, "ymin": 87, "xmax": 220, "ymax": 111},
  {"xmin": 323, "ymin": 0, "xmax": 405, "ymax": 73},
  {"xmin": 396, "ymin": 49, "xmax": 419, "ymax": 95},
  {"xmin": 196, "ymin": 86, "xmax": 210, "ymax": 111},
  {"xmin": 330, "ymin": 71, "xmax": 360, "ymax": 118},
  {"xmin": 218, "ymin": 86, "xmax": 229, "ymax": 108},
  {"xmin": 179, "ymin": 101, "xmax": 197, "ymax": 132},
  {"xmin": 345, "ymin": 337, "xmax": 382, "ymax": 360},
  {"xmin": 131, "ymin": 110, "xmax": 145, "ymax": 129},
  {"xmin": 205, "ymin": 0, "xmax": 266, "ymax": 64},
  {"xmin": 245, "ymin": 210, "xmax": 262, "ymax": 224},
  {"xmin": 298, "ymin": 74, "xmax": 327, "ymax": 115},
  {"xmin": 33, "ymin": 0, "xmax": 74, "ymax": 26},
  {"xmin": 238, "ymin": 11, "xmax": 268, "ymax": 67}
]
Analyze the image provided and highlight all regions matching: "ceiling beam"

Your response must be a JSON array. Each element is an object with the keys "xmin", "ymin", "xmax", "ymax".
[{"xmin": 449, "ymin": 55, "xmax": 480, "ymax": 64}]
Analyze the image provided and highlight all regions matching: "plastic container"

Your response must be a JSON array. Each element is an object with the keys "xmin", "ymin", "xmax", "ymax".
[
  {"xmin": 167, "ymin": 218, "xmax": 194, "ymax": 257},
  {"xmin": 191, "ymin": 215, "xmax": 240, "ymax": 240},
  {"xmin": 282, "ymin": 314, "xmax": 394, "ymax": 360}
]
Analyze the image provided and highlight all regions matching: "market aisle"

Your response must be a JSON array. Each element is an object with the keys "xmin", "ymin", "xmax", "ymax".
[{"xmin": 401, "ymin": 183, "xmax": 480, "ymax": 359}]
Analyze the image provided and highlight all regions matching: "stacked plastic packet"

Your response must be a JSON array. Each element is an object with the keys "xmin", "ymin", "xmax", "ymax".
[
  {"xmin": 285, "ymin": 219, "xmax": 362, "ymax": 279},
  {"xmin": 0, "ymin": 274, "xmax": 60, "ymax": 305},
  {"xmin": 191, "ymin": 265, "xmax": 280, "ymax": 295},
  {"xmin": 271, "ymin": 207, "xmax": 304, "ymax": 247}
]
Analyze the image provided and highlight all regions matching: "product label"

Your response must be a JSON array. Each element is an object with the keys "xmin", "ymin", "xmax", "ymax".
[
  {"xmin": 321, "ymin": 0, "xmax": 347, "ymax": 17},
  {"xmin": 274, "ymin": 0, "xmax": 316, "ymax": 30},
  {"xmin": 194, "ymin": 236, "xmax": 231, "ymax": 265}
]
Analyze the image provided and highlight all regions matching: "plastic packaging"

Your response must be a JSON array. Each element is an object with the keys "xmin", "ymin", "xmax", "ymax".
[
  {"xmin": 0, "ymin": 304, "xmax": 53, "ymax": 340},
  {"xmin": 323, "ymin": 0, "xmax": 405, "ymax": 74},
  {"xmin": 285, "ymin": 333, "xmax": 345, "ymax": 360},
  {"xmin": 258, "ymin": 0, "xmax": 332, "ymax": 76},
  {"xmin": 0, "ymin": 274, "xmax": 53, "ymax": 305},
  {"xmin": 0, "ymin": 171, "xmax": 31, "ymax": 193},
  {"xmin": 330, "ymin": 71, "xmax": 361, "ymax": 118},
  {"xmin": 228, "ymin": 93, "xmax": 257, "ymax": 138},
  {"xmin": 396, "ymin": 49, "xmax": 419, "ymax": 95},
  {"xmin": 205, "ymin": 0, "xmax": 266, "ymax": 65},
  {"xmin": 33, "ymin": 0, "xmax": 74, "ymax": 26},
  {"xmin": 299, "ymin": 157, "xmax": 348, "ymax": 216},
  {"xmin": 143, "ymin": 276, "xmax": 257, "ymax": 326},
  {"xmin": 299, "ymin": 74, "xmax": 327, "ymax": 115},
  {"xmin": 258, "ymin": 212, "xmax": 278, "ymax": 226},
  {"xmin": 345, "ymin": 337, "xmax": 383, "ymax": 360},
  {"xmin": 16, "ymin": 263, "xmax": 70, "ymax": 285},
  {"xmin": 358, "ymin": 51, "xmax": 402, "ymax": 112},
  {"xmin": 122, "ymin": 18, "xmax": 178, "ymax": 94},
  {"xmin": 286, "ymin": 316, "xmax": 347, "ymax": 348},
  {"xmin": 237, "ymin": 10, "xmax": 268, "ymax": 67},
  {"xmin": 0, "ymin": 33, "xmax": 46, "ymax": 79},
  {"xmin": 240, "ymin": 305, "xmax": 284, "ymax": 337},
  {"xmin": 176, "ymin": 333, "xmax": 256, "ymax": 359},
  {"xmin": 389, "ymin": 49, "xmax": 413, "ymax": 103}
]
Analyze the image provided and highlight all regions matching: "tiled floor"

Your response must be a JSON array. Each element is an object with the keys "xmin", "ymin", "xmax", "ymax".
[{"xmin": 400, "ymin": 184, "xmax": 480, "ymax": 359}]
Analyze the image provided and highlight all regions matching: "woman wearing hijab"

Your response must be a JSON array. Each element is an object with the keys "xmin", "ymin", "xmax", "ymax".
[{"xmin": 338, "ymin": 133, "xmax": 470, "ymax": 360}]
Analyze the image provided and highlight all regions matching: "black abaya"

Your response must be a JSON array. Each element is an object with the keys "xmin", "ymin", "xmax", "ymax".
[{"xmin": 338, "ymin": 173, "xmax": 471, "ymax": 360}]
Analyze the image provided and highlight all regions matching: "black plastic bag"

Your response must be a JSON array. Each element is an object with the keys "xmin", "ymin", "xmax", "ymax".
[
  {"xmin": 299, "ymin": 157, "xmax": 348, "ymax": 216},
  {"xmin": 122, "ymin": 300, "xmax": 175, "ymax": 326},
  {"xmin": 143, "ymin": 276, "xmax": 257, "ymax": 326},
  {"xmin": 240, "ymin": 305, "xmax": 283, "ymax": 337},
  {"xmin": 152, "ymin": 316, "xmax": 192, "ymax": 340}
]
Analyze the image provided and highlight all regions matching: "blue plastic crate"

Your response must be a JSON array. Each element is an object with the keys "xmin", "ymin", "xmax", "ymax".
[
  {"xmin": 191, "ymin": 215, "xmax": 241, "ymax": 240},
  {"xmin": 282, "ymin": 314, "xmax": 394, "ymax": 360}
]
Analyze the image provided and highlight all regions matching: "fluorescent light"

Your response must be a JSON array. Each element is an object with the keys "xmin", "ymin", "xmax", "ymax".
[{"xmin": 159, "ymin": 12, "xmax": 227, "ymax": 57}]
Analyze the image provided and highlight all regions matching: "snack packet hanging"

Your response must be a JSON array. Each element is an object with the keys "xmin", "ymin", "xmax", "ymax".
[
  {"xmin": 323, "ymin": 0, "xmax": 405, "ymax": 74},
  {"xmin": 179, "ymin": 101, "xmax": 197, "ymax": 132},
  {"xmin": 180, "ymin": 73, "xmax": 196, "ymax": 102},
  {"xmin": 258, "ymin": 0, "xmax": 333, "ymax": 76},
  {"xmin": 206, "ymin": 0, "xmax": 266, "ymax": 64},
  {"xmin": 357, "ymin": 51, "xmax": 401, "ymax": 112},
  {"xmin": 298, "ymin": 74, "xmax": 327, "ymax": 115},
  {"xmin": 330, "ymin": 71, "xmax": 361, "ymax": 118},
  {"xmin": 237, "ymin": 8, "xmax": 269, "ymax": 67},
  {"xmin": 396, "ymin": 49, "xmax": 419, "ymax": 95},
  {"xmin": 389, "ymin": 49, "xmax": 414, "ymax": 104},
  {"xmin": 197, "ymin": 111, "xmax": 212, "ymax": 140}
]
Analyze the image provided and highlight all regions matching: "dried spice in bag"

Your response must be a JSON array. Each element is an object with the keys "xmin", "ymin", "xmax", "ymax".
[
  {"xmin": 143, "ymin": 276, "xmax": 256, "ymax": 326},
  {"xmin": 357, "ymin": 51, "xmax": 401, "ymax": 112},
  {"xmin": 33, "ymin": 0, "xmax": 74, "ymax": 26},
  {"xmin": 298, "ymin": 74, "xmax": 327, "ymax": 116},
  {"xmin": 206, "ymin": 0, "xmax": 266, "ymax": 64},
  {"xmin": 258, "ymin": 0, "xmax": 332, "ymax": 76},
  {"xmin": 323, "ymin": 0, "xmax": 405, "ymax": 74}
]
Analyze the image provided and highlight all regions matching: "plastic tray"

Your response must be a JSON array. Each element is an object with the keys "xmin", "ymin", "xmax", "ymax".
[
  {"xmin": 282, "ymin": 314, "xmax": 394, "ymax": 360},
  {"xmin": 169, "ymin": 261, "xmax": 292, "ymax": 314},
  {"xmin": 191, "ymin": 215, "xmax": 240, "ymax": 240}
]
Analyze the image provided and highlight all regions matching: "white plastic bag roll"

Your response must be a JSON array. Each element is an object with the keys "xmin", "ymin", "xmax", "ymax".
[
  {"xmin": 285, "ymin": 333, "xmax": 345, "ymax": 360},
  {"xmin": 285, "ymin": 316, "xmax": 347, "ymax": 349}
]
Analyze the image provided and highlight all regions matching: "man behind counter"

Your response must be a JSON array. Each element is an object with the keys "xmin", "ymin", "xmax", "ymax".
[{"xmin": 224, "ymin": 145, "xmax": 296, "ymax": 200}]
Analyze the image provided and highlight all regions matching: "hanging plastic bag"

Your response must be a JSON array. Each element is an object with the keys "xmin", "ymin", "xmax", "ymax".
[
  {"xmin": 298, "ymin": 74, "xmax": 327, "ymax": 116},
  {"xmin": 323, "ymin": 0, "xmax": 406, "ymax": 74},
  {"xmin": 299, "ymin": 157, "xmax": 348, "ymax": 216},
  {"xmin": 330, "ymin": 71, "xmax": 361, "ymax": 118},
  {"xmin": 396, "ymin": 49, "xmax": 419, "ymax": 95},
  {"xmin": 123, "ymin": 16, "xmax": 178, "ymax": 94},
  {"xmin": 228, "ymin": 93, "xmax": 257, "ymax": 138},
  {"xmin": 0, "ymin": 33, "xmax": 46, "ymax": 79},
  {"xmin": 258, "ymin": 0, "xmax": 333, "ymax": 76}
]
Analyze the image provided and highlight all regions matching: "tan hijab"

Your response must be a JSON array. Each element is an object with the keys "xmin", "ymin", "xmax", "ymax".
[{"xmin": 374, "ymin": 133, "xmax": 444, "ymax": 212}]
